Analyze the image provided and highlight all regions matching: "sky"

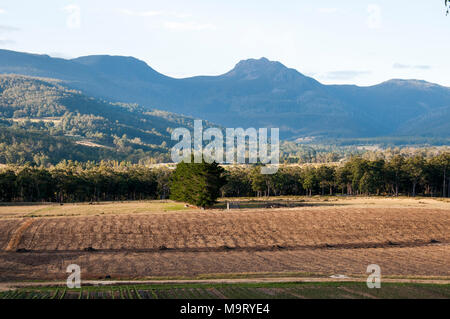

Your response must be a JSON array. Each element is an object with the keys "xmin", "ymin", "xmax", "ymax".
[{"xmin": 0, "ymin": 0, "xmax": 449, "ymax": 86}]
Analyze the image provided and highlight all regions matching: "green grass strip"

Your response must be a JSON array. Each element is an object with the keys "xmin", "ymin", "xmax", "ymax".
[
  {"xmin": 149, "ymin": 288, "xmax": 158, "ymax": 299},
  {"xmin": 126, "ymin": 286, "xmax": 134, "ymax": 299},
  {"xmin": 51, "ymin": 288, "xmax": 59, "ymax": 300},
  {"xmin": 59, "ymin": 288, "xmax": 67, "ymax": 300},
  {"xmin": 134, "ymin": 286, "xmax": 142, "ymax": 299}
]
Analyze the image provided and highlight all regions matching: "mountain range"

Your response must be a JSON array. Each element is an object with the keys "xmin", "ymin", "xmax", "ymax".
[{"xmin": 0, "ymin": 49, "xmax": 449, "ymax": 139}]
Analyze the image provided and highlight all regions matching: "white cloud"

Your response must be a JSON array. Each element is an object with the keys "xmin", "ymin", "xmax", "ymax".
[
  {"xmin": 393, "ymin": 63, "xmax": 431, "ymax": 70},
  {"xmin": 0, "ymin": 9, "xmax": 5, "ymax": 14},
  {"xmin": 170, "ymin": 12, "xmax": 191, "ymax": 19},
  {"xmin": 318, "ymin": 8, "xmax": 338, "ymax": 14},
  {"xmin": 414, "ymin": 65, "xmax": 431, "ymax": 70},
  {"xmin": 118, "ymin": 8, "xmax": 212, "ymax": 32},
  {"xmin": 49, "ymin": 52, "xmax": 73, "ymax": 59},
  {"xmin": 393, "ymin": 63, "xmax": 409, "ymax": 69},
  {"xmin": 367, "ymin": 4, "xmax": 382, "ymax": 29},
  {"xmin": 324, "ymin": 70, "xmax": 371, "ymax": 80},
  {"xmin": 0, "ymin": 25, "xmax": 19, "ymax": 32},
  {"xmin": 119, "ymin": 9, "xmax": 190, "ymax": 19},
  {"xmin": 163, "ymin": 21, "xmax": 216, "ymax": 31},
  {"xmin": 119, "ymin": 9, "xmax": 164, "ymax": 17},
  {"xmin": 63, "ymin": 4, "xmax": 81, "ymax": 29},
  {"xmin": 0, "ymin": 24, "xmax": 19, "ymax": 45},
  {"xmin": 0, "ymin": 38, "xmax": 14, "ymax": 45}
]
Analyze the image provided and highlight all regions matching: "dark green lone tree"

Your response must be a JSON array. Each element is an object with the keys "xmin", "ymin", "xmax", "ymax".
[{"xmin": 170, "ymin": 158, "xmax": 226, "ymax": 208}]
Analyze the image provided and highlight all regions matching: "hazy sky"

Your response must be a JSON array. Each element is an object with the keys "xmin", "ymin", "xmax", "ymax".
[{"xmin": 0, "ymin": 0, "xmax": 449, "ymax": 86}]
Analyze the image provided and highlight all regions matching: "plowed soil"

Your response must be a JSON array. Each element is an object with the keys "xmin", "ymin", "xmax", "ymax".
[{"xmin": 0, "ymin": 199, "xmax": 449, "ymax": 281}]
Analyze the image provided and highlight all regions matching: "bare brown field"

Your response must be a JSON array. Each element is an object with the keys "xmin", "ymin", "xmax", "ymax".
[
  {"xmin": 1, "ymin": 207, "xmax": 449, "ymax": 251},
  {"xmin": 0, "ymin": 245, "xmax": 449, "ymax": 282},
  {"xmin": 0, "ymin": 198, "xmax": 449, "ymax": 281}
]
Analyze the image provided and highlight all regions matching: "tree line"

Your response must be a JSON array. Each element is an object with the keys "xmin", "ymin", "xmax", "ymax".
[
  {"xmin": 0, "ymin": 161, "xmax": 171, "ymax": 203},
  {"xmin": 235, "ymin": 153, "xmax": 450, "ymax": 198},
  {"xmin": 0, "ymin": 153, "xmax": 449, "ymax": 203}
]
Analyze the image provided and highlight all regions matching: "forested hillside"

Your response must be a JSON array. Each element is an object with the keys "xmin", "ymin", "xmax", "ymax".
[{"xmin": 0, "ymin": 74, "xmax": 199, "ymax": 165}]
